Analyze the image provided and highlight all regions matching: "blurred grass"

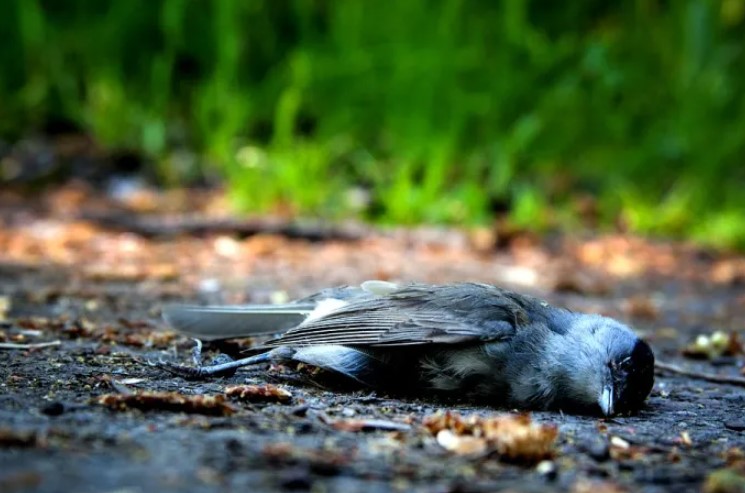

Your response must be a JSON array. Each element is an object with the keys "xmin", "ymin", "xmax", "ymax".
[{"xmin": 3, "ymin": 0, "xmax": 745, "ymax": 248}]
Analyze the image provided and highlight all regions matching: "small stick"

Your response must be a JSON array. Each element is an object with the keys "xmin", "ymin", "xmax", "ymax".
[
  {"xmin": 0, "ymin": 340, "xmax": 62, "ymax": 350},
  {"xmin": 655, "ymin": 361, "xmax": 745, "ymax": 387}
]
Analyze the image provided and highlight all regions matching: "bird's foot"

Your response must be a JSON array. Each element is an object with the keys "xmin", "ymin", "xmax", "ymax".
[
  {"xmin": 151, "ymin": 339, "xmax": 278, "ymax": 380},
  {"xmin": 150, "ymin": 338, "xmax": 239, "ymax": 379}
]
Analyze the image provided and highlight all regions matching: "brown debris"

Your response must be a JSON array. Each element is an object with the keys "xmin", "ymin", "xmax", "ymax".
[
  {"xmin": 121, "ymin": 329, "xmax": 179, "ymax": 348},
  {"xmin": 436, "ymin": 429, "xmax": 488, "ymax": 456},
  {"xmin": 551, "ymin": 263, "xmax": 610, "ymax": 296},
  {"xmin": 19, "ymin": 316, "xmax": 177, "ymax": 349},
  {"xmin": 0, "ymin": 295, "xmax": 10, "ymax": 322},
  {"xmin": 84, "ymin": 262, "xmax": 179, "ymax": 282},
  {"xmin": 224, "ymin": 384, "xmax": 292, "ymax": 403},
  {"xmin": 572, "ymin": 478, "xmax": 627, "ymax": 493},
  {"xmin": 622, "ymin": 295, "xmax": 659, "ymax": 320},
  {"xmin": 262, "ymin": 442, "xmax": 355, "ymax": 473},
  {"xmin": 711, "ymin": 259, "xmax": 745, "ymax": 285},
  {"xmin": 683, "ymin": 331, "xmax": 744, "ymax": 359},
  {"xmin": 423, "ymin": 411, "xmax": 558, "ymax": 463},
  {"xmin": 723, "ymin": 447, "xmax": 745, "ymax": 467},
  {"xmin": 0, "ymin": 470, "xmax": 43, "ymax": 492},
  {"xmin": 96, "ymin": 391, "xmax": 236, "ymax": 416},
  {"xmin": 703, "ymin": 468, "xmax": 745, "ymax": 493},
  {"xmin": 467, "ymin": 227, "xmax": 498, "ymax": 253},
  {"xmin": 667, "ymin": 447, "xmax": 682, "ymax": 463},
  {"xmin": 0, "ymin": 428, "xmax": 41, "ymax": 448},
  {"xmin": 608, "ymin": 435, "xmax": 649, "ymax": 461}
]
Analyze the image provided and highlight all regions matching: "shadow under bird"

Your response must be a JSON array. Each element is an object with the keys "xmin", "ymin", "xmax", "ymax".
[{"xmin": 160, "ymin": 281, "xmax": 655, "ymax": 416}]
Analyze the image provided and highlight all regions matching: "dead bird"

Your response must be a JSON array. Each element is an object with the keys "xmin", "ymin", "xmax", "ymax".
[{"xmin": 159, "ymin": 281, "xmax": 655, "ymax": 416}]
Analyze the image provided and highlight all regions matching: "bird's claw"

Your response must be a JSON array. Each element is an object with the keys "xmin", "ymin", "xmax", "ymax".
[
  {"xmin": 149, "ymin": 339, "xmax": 237, "ymax": 379},
  {"xmin": 190, "ymin": 338, "xmax": 203, "ymax": 366}
]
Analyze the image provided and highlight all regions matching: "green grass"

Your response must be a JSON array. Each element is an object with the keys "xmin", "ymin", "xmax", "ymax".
[{"xmin": 3, "ymin": 0, "xmax": 745, "ymax": 248}]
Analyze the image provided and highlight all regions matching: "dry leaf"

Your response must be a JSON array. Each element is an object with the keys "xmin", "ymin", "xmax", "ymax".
[
  {"xmin": 224, "ymin": 384, "xmax": 292, "ymax": 403},
  {"xmin": 436, "ymin": 429, "xmax": 488, "ymax": 456},
  {"xmin": 609, "ymin": 435, "xmax": 648, "ymax": 461},
  {"xmin": 703, "ymin": 468, "xmax": 745, "ymax": 493},
  {"xmin": 96, "ymin": 391, "xmax": 235, "ymax": 416},
  {"xmin": 423, "ymin": 411, "xmax": 557, "ymax": 463}
]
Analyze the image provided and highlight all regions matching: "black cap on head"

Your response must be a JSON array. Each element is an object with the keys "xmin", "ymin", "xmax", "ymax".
[{"xmin": 613, "ymin": 339, "xmax": 655, "ymax": 413}]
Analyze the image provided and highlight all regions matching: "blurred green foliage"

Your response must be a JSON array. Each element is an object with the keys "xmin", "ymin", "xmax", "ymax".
[{"xmin": 3, "ymin": 0, "xmax": 745, "ymax": 247}]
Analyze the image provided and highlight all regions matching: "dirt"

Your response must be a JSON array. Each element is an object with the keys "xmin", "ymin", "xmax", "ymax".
[{"xmin": 1, "ymin": 184, "xmax": 744, "ymax": 493}]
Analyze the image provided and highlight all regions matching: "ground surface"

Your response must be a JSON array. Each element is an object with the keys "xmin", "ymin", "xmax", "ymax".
[{"xmin": 1, "ymin": 184, "xmax": 744, "ymax": 493}]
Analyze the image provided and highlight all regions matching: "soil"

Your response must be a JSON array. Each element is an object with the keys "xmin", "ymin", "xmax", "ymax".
[{"xmin": 1, "ymin": 184, "xmax": 744, "ymax": 493}]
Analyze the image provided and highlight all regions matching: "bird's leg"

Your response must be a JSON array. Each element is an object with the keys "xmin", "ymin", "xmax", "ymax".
[
  {"xmin": 153, "ymin": 340, "xmax": 294, "ymax": 380},
  {"xmin": 156, "ymin": 352, "xmax": 270, "ymax": 379}
]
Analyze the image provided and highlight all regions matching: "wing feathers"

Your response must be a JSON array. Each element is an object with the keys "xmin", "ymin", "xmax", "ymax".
[
  {"xmin": 163, "ymin": 304, "xmax": 314, "ymax": 340},
  {"xmin": 165, "ymin": 283, "xmax": 534, "ymax": 348},
  {"xmin": 264, "ymin": 283, "xmax": 527, "ymax": 348}
]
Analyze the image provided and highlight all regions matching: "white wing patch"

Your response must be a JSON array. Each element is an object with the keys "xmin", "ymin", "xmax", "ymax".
[
  {"xmin": 361, "ymin": 280, "xmax": 399, "ymax": 296},
  {"xmin": 302, "ymin": 298, "xmax": 349, "ymax": 323}
]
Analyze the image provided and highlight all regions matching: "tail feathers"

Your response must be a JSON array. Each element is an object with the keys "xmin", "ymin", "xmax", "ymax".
[{"xmin": 162, "ymin": 304, "xmax": 315, "ymax": 340}]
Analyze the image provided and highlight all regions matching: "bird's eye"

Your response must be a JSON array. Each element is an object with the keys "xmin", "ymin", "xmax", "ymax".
[
  {"xmin": 614, "ymin": 356, "xmax": 633, "ymax": 373},
  {"xmin": 608, "ymin": 357, "xmax": 632, "ymax": 374}
]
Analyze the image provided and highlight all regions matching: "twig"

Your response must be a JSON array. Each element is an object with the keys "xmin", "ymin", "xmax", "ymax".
[
  {"xmin": 316, "ymin": 412, "xmax": 412, "ymax": 432},
  {"xmin": 0, "ymin": 340, "xmax": 61, "ymax": 350},
  {"xmin": 655, "ymin": 360, "xmax": 745, "ymax": 387}
]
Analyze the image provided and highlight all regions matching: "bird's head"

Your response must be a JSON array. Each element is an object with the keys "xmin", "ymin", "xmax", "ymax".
[
  {"xmin": 598, "ymin": 328, "xmax": 655, "ymax": 416},
  {"xmin": 549, "ymin": 315, "xmax": 655, "ymax": 416},
  {"xmin": 582, "ymin": 316, "xmax": 655, "ymax": 416}
]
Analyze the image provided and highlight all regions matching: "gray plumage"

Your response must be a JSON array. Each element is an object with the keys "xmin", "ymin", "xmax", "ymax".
[{"xmin": 161, "ymin": 281, "xmax": 655, "ymax": 416}]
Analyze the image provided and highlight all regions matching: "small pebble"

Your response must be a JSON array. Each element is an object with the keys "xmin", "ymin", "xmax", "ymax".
[
  {"xmin": 536, "ymin": 460, "xmax": 558, "ymax": 480},
  {"xmin": 724, "ymin": 421, "xmax": 745, "ymax": 432},
  {"xmin": 291, "ymin": 405, "xmax": 309, "ymax": 417},
  {"xmin": 225, "ymin": 438, "xmax": 243, "ymax": 454},
  {"xmin": 40, "ymin": 401, "xmax": 65, "ymax": 416},
  {"xmin": 280, "ymin": 471, "xmax": 313, "ymax": 491},
  {"xmin": 295, "ymin": 421, "xmax": 314, "ymax": 434},
  {"xmin": 610, "ymin": 436, "xmax": 630, "ymax": 449},
  {"xmin": 588, "ymin": 442, "xmax": 611, "ymax": 462}
]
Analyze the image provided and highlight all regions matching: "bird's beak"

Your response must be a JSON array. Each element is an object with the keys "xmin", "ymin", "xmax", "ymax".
[{"xmin": 599, "ymin": 385, "xmax": 615, "ymax": 416}]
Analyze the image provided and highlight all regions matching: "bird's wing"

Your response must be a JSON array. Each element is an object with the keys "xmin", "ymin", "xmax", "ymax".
[
  {"xmin": 163, "ymin": 304, "xmax": 316, "ymax": 340},
  {"xmin": 265, "ymin": 283, "xmax": 530, "ymax": 348}
]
